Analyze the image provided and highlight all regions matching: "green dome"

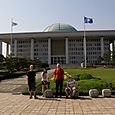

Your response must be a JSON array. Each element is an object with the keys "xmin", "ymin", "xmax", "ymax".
[{"xmin": 44, "ymin": 23, "xmax": 77, "ymax": 32}]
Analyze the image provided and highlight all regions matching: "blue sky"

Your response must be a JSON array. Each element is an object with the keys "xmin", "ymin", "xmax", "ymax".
[
  {"xmin": 0, "ymin": 0, "xmax": 114, "ymax": 56},
  {"xmin": 0, "ymin": 0, "xmax": 115, "ymax": 33}
]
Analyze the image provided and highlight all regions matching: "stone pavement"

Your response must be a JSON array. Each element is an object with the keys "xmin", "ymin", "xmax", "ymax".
[
  {"xmin": 0, "ymin": 93, "xmax": 115, "ymax": 115},
  {"xmin": 0, "ymin": 69, "xmax": 115, "ymax": 115},
  {"xmin": 0, "ymin": 69, "xmax": 54, "ymax": 94}
]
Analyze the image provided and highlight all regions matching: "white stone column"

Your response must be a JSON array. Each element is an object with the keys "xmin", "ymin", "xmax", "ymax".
[
  {"xmin": 112, "ymin": 41, "xmax": 114, "ymax": 52},
  {"xmin": 0, "ymin": 40, "xmax": 2, "ymax": 54},
  {"xmin": 48, "ymin": 38, "xmax": 51, "ymax": 64},
  {"xmin": 6, "ymin": 43, "xmax": 9, "ymax": 56},
  {"xmin": 14, "ymin": 40, "xmax": 17, "ymax": 57},
  {"xmin": 65, "ymin": 38, "xmax": 69, "ymax": 64},
  {"xmin": 101, "ymin": 37, "xmax": 104, "ymax": 57},
  {"xmin": 31, "ymin": 39, "xmax": 34, "ymax": 60},
  {"xmin": 113, "ymin": 41, "xmax": 115, "ymax": 51}
]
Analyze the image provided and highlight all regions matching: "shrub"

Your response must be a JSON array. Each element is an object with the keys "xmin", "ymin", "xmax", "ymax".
[
  {"xmin": 35, "ymin": 79, "xmax": 42, "ymax": 94},
  {"xmin": 79, "ymin": 73, "xmax": 94, "ymax": 80},
  {"xmin": 22, "ymin": 77, "xmax": 111, "ymax": 96},
  {"xmin": 72, "ymin": 74, "xmax": 80, "ymax": 81},
  {"xmin": 77, "ymin": 79, "xmax": 111, "ymax": 95},
  {"xmin": 0, "ymin": 71, "xmax": 26, "ymax": 81},
  {"xmin": 40, "ymin": 62, "xmax": 49, "ymax": 68},
  {"xmin": 71, "ymin": 73, "xmax": 96, "ymax": 81},
  {"xmin": 110, "ymin": 82, "xmax": 115, "ymax": 94}
]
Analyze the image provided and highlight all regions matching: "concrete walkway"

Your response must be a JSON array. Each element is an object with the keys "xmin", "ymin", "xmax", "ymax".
[
  {"xmin": 0, "ymin": 93, "xmax": 115, "ymax": 115},
  {"xmin": 0, "ymin": 72, "xmax": 40, "ymax": 94},
  {"xmin": 0, "ymin": 69, "xmax": 54, "ymax": 94}
]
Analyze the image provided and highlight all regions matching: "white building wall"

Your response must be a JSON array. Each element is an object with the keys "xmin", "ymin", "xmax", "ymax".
[
  {"xmin": 11, "ymin": 37, "xmax": 111, "ymax": 64},
  {"xmin": 14, "ymin": 40, "xmax": 17, "ymax": 57},
  {"xmin": 104, "ymin": 38, "xmax": 110, "ymax": 53},
  {"xmin": 86, "ymin": 38, "xmax": 101, "ymax": 64},
  {"xmin": 13, "ymin": 39, "xmax": 31, "ymax": 58},
  {"xmin": 68, "ymin": 38, "xmax": 83, "ymax": 64},
  {"xmin": 101, "ymin": 37, "xmax": 104, "ymax": 57},
  {"xmin": 34, "ymin": 39, "xmax": 48, "ymax": 63},
  {"xmin": 31, "ymin": 39, "xmax": 34, "ymax": 59}
]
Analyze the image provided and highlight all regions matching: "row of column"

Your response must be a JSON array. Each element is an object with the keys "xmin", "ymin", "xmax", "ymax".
[
  {"xmin": 48, "ymin": 37, "xmax": 106, "ymax": 65},
  {"xmin": 1, "ymin": 37, "xmax": 113, "ymax": 64},
  {"xmin": 0, "ymin": 39, "xmax": 68, "ymax": 63}
]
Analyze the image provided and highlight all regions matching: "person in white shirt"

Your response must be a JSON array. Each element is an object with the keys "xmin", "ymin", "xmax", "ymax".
[
  {"xmin": 65, "ymin": 75, "xmax": 78, "ymax": 99},
  {"xmin": 41, "ymin": 68, "xmax": 49, "ymax": 96}
]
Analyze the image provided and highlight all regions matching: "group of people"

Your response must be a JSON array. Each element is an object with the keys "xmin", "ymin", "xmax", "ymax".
[{"xmin": 26, "ymin": 64, "xmax": 78, "ymax": 99}]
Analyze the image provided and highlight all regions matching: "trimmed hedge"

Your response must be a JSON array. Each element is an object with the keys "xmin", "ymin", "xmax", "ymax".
[
  {"xmin": 79, "ymin": 73, "xmax": 94, "ymax": 80},
  {"xmin": 72, "ymin": 73, "xmax": 101, "ymax": 81},
  {"xmin": 0, "ymin": 71, "xmax": 26, "ymax": 81},
  {"xmin": 111, "ymin": 82, "xmax": 115, "ymax": 94}
]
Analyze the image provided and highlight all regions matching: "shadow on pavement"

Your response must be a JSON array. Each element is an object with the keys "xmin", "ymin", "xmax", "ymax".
[
  {"xmin": 35, "ymin": 97, "xmax": 61, "ymax": 101},
  {"xmin": 110, "ymin": 96, "xmax": 115, "ymax": 98},
  {"xmin": 79, "ymin": 97, "xmax": 92, "ymax": 100}
]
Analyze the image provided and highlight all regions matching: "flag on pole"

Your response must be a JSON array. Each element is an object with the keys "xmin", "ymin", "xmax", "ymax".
[
  {"xmin": 84, "ymin": 17, "xmax": 93, "ymax": 23},
  {"xmin": 12, "ymin": 22, "xmax": 18, "ymax": 26}
]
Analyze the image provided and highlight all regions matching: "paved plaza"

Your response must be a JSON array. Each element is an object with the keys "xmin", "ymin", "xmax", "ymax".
[{"xmin": 0, "ymin": 93, "xmax": 115, "ymax": 115}]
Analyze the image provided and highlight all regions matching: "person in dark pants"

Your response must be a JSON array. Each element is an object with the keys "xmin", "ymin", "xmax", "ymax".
[
  {"xmin": 54, "ymin": 63, "xmax": 64, "ymax": 98},
  {"xmin": 26, "ymin": 65, "xmax": 38, "ymax": 99}
]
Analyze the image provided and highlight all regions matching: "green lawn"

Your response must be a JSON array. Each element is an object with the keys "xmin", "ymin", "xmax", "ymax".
[{"xmin": 64, "ymin": 68, "xmax": 115, "ymax": 83}]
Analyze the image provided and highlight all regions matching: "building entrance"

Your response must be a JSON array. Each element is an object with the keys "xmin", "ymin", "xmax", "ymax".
[{"xmin": 51, "ymin": 56, "xmax": 66, "ymax": 64}]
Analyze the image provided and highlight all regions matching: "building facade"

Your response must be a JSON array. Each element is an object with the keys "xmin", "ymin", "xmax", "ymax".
[{"xmin": 0, "ymin": 23, "xmax": 115, "ymax": 65}]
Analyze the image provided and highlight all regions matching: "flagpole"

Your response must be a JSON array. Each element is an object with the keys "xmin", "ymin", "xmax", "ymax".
[
  {"xmin": 10, "ymin": 19, "xmax": 13, "ymax": 57},
  {"xmin": 84, "ymin": 17, "xmax": 87, "ymax": 68}
]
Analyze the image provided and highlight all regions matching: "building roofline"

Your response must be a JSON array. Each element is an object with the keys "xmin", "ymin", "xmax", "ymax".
[
  {"xmin": 0, "ymin": 30, "xmax": 115, "ymax": 35},
  {"xmin": 0, "ymin": 30, "xmax": 115, "ymax": 44}
]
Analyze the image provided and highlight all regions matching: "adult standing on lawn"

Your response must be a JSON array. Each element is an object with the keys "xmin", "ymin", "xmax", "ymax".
[
  {"xmin": 54, "ymin": 63, "xmax": 64, "ymax": 98},
  {"xmin": 26, "ymin": 65, "xmax": 38, "ymax": 99}
]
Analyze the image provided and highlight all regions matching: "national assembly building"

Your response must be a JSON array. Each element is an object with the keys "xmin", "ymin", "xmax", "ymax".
[{"xmin": 0, "ymin": 23, "xmax": 115, "ymax": 65}]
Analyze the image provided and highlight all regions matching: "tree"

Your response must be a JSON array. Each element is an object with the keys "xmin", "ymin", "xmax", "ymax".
[
  {"xmin": 5, "ymin": 57, "xmax": 16, "ymax": 73},
  {"xmin": 112, "ymin": 51, "xmax": 115, "ymax": 65},
  {"xmin": 33, "ymin": 58, "xmax": 41, "ymax": 68},
  {"xmin": 0, "ymin": 54, "xmax": 5, "ymax": 67},
  {"xmin": 103, "ymin": 51, "xmax": 111, "ymax": 64},
  {"xmin": 97, "ymin": 56, "xmax": 104, "ymax": 64},
  {"xmin": 0, "ymin": 54, "xmax": 5, "ymax": 62},
  {"xmin": 5, "ymin": 56, "xmax": 43, "ymax": 73}
]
